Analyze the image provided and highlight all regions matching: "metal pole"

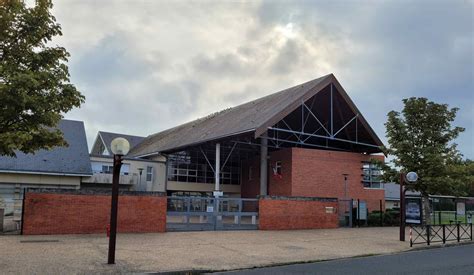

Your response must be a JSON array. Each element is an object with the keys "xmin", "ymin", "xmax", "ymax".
[
  {"xmin": 400, "ymin": 173, "xmax": 405, "ymax": 241},
  {"xmin": 215, "ymin": 143, "xmax": 220, "ymax": 194},
  {"xmin": 260, "ymin": 135, "xmax": 268, "ymax": 196},
  {"xmin": 357, "ymin": 199, "xmax": 360, "ymax": 227},
  {"xmin": 349, "ymin": 199, "xmax": 353, "ymax": 228},
  {"xmin": 20, "ymin": 188, "xmax": 26, "ymax": 235},
  {"xmin": 380, "ymin": 200, "xmax": 383, "ymax": 227},
  {"xmin": 330, "ymin": 83, "xmax": 333, "ymax": 137},
  {"xmin": 108, "ymin": 154, "xmax": 123, "ymax": 264},
  {"xmin": 457, "ymin": 223, "xmax": 460, "ymax": 242}
]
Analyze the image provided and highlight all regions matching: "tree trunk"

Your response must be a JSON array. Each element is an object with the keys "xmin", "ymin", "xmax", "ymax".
[{"xmin": 422, "ymin": 195, "xmax": 431, "ymax": 225}]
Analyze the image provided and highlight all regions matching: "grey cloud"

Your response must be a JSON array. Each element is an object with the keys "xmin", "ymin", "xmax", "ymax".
[
  {"xmin": 192, "ymin": 53, "xmax": 248, "ymax": 77},
  {"xmin": 270, "ymin": 39, "xmax": 305, "ymax": 75},
  {"xmin": 57, "ymin": 0, "xmax": 472, "ymax": 158}
]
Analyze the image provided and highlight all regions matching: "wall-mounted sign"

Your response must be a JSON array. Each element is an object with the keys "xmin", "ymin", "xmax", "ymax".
[
  {"xmin": 325, "ymin": 207, "xmax": 335, "ymax": 214},
  {"xmin": 213, "ymin": 191, "xmax": 223, "ymax": 197},
  {"xmin": 405, "ymin": 198, "xmax": 422, "ymax": 224},
  {"xmin": 357, "ymin": 201, "xmax": 367, "ymax": 220},
  {"xmin": 206, "ymin": 206, "xmax": 214, "ymax": 213}
]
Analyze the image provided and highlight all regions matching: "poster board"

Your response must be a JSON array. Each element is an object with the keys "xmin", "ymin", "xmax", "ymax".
[
  {"xmin": 456, "ymin": 202, "xmax": 465, "ymax": 216},
  {"xmin": 405, "ymin": 198, "xmax": 422, "ymax": 224},
  {"xmin": 357, "ymin": 201, "xmax": 367, "ymax": 220}
]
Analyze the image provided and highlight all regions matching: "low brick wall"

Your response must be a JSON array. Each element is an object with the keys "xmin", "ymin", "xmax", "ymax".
[
  {"xmin": 259, "ymin": 196, "xmax": 338, "ymax": 230},
  {"xmin": 22, "ymin": 189, "xmax": 166, "ymax": 235}
]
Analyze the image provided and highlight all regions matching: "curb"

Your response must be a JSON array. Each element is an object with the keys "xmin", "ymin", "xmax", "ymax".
[{"xmin": 152, "ymin": 240, "xmax": 474, "ymax": 274}]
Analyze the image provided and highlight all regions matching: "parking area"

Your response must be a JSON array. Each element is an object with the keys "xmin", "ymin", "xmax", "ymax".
[{"xmin": 0, "ymin": 227, "xmax": 431, "ymax": 274}]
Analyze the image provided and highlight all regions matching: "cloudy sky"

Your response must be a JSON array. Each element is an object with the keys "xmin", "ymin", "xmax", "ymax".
[{"xmin": 49, "ymin": 0, "xmax": 473, "ymax": 158}]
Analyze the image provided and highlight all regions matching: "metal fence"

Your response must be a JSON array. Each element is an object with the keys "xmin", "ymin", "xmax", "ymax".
[
  {"xmin": 431, "ymin": 211, "xmax": 474, "ymax": 225},
  {"xmin": 409, "ymin": 223, "xmax": 473, "ymax": 247},
  {"xmin": 166, "ymin": 196, "xmax": 259, "ymax": 231}
]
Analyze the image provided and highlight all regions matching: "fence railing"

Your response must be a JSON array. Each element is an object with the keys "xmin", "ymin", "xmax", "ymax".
[
  {"xmin": 431, "ymin": 211, "xmax": 474, "ymax": 225},
  {"xmin": 409, "ymin": 223, "xmax": 473, "ymax": 247}
]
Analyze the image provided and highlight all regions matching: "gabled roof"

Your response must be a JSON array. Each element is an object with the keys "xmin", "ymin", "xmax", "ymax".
[
  {"xmin": 97, "ymin": 131, "xmax": 145, "ymax": 155},
  {"xmin": 130, "ymin": 74, "xmax": 383, "ymax": 157},
  {"xmin": 0, "ymin": 120, "xmax": 92, "ymax": 176}
]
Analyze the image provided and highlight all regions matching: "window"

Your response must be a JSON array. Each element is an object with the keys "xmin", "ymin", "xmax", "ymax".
[
  {"xmin": 362, "ymin": 162, "xmax": 383, "ymax": 188},
  {"xmin": 101, "ymin": 165, "xmax": 113, "ymax": 174},
  {"xmin": 91, "ymin": 162, "xmax": 129, "ymax": 175},
  {"xmin": 146, "ymin": 166, "xmax": 153, "ymax": 182},
  {"xmin": 167, "ymin": 150, "xmax": 241, "ymax": 185}
]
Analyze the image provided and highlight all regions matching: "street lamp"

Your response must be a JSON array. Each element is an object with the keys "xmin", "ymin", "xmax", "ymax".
[
  {"xmin": 108, "ymin": 137, "xmax": 130, "ymax": 264},
  {"xmin": 399, "ymin": 171, "xmax": 418, "ymax": 241}
]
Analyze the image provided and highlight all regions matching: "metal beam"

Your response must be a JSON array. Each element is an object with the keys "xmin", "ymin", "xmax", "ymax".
[
  {"xmin": 303, "ymin": 103, "xmax": 331, "ymax": 136},
  {"xmin": 215, "ymin": 143, "xmax": 220, "ymax": 193},
  {"xmin": 261, "ymin": 136, "xmax": 348, "ymax": 152},
  {"xmin": 200, "ymin": 147, "xmax": 215, "ymax": 174},
  {"xmin": 330, "ymin": 83, "xmax": 334, "ymax": 137},
  {"xmin": 333, "ymin": 114, "xmax": 359, "ymax": 137},
  {"xmin": 302, "ymin": 126, "xmax": 323, "ymax": 143},
  {"xmin": 220, "ymin": 142, "xmax": 237, "ymax": 171},
  {"xmin": 282, "ymin": 119, "xmax": 303, "ymax": 142},
  {"xmin": 268, "ymin": 127, "xmax": 380, "ymax": 148}
]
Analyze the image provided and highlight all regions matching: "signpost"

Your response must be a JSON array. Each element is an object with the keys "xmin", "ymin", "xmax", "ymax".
[{"xmin": 400, "ymin": 171, "xmax": 418, "ymax": 242}]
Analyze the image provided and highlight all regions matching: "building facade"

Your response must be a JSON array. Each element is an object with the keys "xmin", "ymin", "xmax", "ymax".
[
  {"xmin": 0, "ymin": 120, "xmax": 92, "ymax": 230},
  {"xmin": 82, "ymin": 131, "xmax": 166, "ymax": 192},
  {"xmin": 129, "ymin": 74, "xmax": 386, "ymax": 211}
]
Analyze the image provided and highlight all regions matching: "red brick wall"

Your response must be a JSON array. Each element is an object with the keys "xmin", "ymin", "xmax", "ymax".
[
  {"xmin": 268, "ymin": 148, "xmax": 293, "ymax": 196},
  {"xmin": 259, "ymin": 197, "xmax": 338, "ymax": 230},
  {"xmin": 241, "ymin": 157, "xmax": 261, "ymax": 198},
  {"xmin": 22, "ymin": 192, "xmax": 166, "ymax": 235},
  {"xmin": 240, "ymin": 147, "xmax": 385, "ymax": 212},
  {"xmin": 291, "ymin": 148, "xmax": 385, "ymax": 212}
]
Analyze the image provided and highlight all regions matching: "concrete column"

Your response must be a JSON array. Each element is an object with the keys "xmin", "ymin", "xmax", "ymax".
[
  {"xmin": 215, "ymin": 143, "xmax": 221, "ymax": 193},
  {"xmin": 260, "ymin": 136, "xmax": 268, "ymax": 196}
]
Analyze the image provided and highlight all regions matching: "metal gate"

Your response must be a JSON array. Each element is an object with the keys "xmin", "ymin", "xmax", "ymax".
[
  {"xmin": 166, "ymin": 197, "xmax": 259, "ymax": 231},
  {"xmin": 338, "ymin": 199, "xmax": 353, "ymax": 227}
]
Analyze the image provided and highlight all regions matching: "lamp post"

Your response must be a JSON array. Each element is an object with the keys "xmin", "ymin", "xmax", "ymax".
[
  {"xmin": 108, "ymin": 137, "xmax": 130, "ymax": 264},
  {"xmin": 400, "ymin": 171, "xmax": 418, "ymax": 242}
]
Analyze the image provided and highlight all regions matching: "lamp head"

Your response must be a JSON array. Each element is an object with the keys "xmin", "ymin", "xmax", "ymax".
[
  {"xmin": 405, "ymin": 171, "xmax": 418, "ymax": 183},
  {"xmin": 110, "ymin": 137, "xmax": 130, "ymax": 156}
]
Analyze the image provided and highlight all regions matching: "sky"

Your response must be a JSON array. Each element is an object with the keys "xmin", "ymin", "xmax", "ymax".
[{"xmin": 47, "ymin": 0, "xmax": 473, "ymax": 158}]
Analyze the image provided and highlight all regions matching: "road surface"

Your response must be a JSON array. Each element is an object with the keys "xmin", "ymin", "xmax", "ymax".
[{"xmin": 217, "ymin": 244, "xmax": 474, "ymax": 275}]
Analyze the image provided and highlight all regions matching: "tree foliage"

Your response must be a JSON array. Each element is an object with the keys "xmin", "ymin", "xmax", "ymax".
[
  {"xmin": 382, "ymin": 97, "xmax": 467, "ymax": 196},
  {"xmin": 0, "ymin": 0, "xmax": 84, "ymax": 157}
]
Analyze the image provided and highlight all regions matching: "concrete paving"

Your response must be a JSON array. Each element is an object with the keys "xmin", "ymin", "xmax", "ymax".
[{"xmin": 0, "ymin": 227, "xmax": 463, "ymax": 274}]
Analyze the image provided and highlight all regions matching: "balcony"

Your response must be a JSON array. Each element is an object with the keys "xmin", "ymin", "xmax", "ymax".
[{"xmin": 81, "ymin": 173, "xmax": 138, "ymax": 185}]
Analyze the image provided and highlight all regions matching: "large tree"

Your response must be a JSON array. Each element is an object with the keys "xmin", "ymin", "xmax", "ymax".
[
  {"xmin": 383, "ymin": 97, "xmax": 466, "ymax": 224},
  {"xmin": 0, "ymin": 0, "xmax": 84, "ymax": 157}
]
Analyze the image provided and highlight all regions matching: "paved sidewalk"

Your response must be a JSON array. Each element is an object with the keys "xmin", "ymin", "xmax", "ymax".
[{"xmin": 0, "ymin": 227, "xmax": 450, "ymax": 274}]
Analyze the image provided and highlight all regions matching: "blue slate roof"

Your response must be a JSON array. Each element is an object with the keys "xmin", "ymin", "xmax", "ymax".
[{"xmin": 0, "ymin": 119, "xmax": 92, "ymax": 176}]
